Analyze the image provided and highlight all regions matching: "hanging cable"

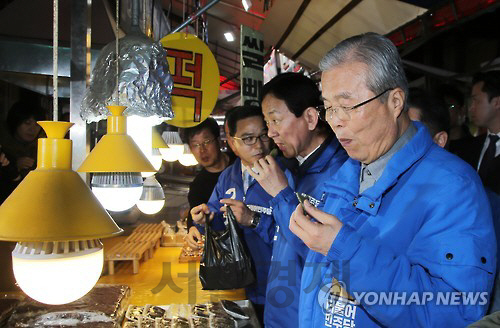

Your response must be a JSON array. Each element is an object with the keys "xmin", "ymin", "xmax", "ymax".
[
  {"xmin": 115, "ymin": 0, "xmax": 120, "ymax": 103},
  {"xmin": 53, "ymin": 0, "xmax": 58, "ymax": 121}
]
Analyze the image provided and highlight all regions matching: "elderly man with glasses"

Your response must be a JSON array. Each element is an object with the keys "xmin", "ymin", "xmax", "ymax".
[
  {"xmin": 190, "ymin": 105, "xmax": 276, "ymax": 325},
  {"xmin": 290, "ymin": 32, "xmax": 496, "ymax": 327}
]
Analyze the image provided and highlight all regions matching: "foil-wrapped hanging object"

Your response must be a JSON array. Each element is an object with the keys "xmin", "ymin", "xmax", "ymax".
[{"xmin": 80, "ymin": 32, "xmax": 174, "ymax": 123}]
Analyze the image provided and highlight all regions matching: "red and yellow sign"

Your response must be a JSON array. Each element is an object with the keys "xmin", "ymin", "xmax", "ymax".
[{"xmin": 161, "ymin": 33, "xmax": 220, "ymax": 128}]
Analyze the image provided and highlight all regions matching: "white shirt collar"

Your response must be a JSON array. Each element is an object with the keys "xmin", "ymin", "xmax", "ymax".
[{"xmin": 296, "ymin": 144, "xmax": 321, "ymax": 166}]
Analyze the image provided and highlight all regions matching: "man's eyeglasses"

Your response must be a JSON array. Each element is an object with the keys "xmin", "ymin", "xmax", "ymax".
[
  {"xmin": 190, "ymin": 138, "xmax": 215, "ymax": 149},
  {"xmin": 232, "ymin": 133, "xmax": 270, "ymax": 145},
  {"xmin": 316, "ymin": 88, "xmax": 393, "ymax": 122}
]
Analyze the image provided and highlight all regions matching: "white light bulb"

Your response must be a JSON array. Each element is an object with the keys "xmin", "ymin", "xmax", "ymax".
[
  {"xmin": 137, "ymin": 176, "xmax": 165, "ymax": 215},
  {"xmin": 91, "ymin": 172, "xmax": 143, "ymax": 212},
  {"xmin": 159, "ymin": 147, "xmax": 179, "ymax": 162},
  {"xmin": 179, "ymin": 154, "xmax": 198, "ymax": 166},
  {"xmin": 12, "ymin": 241, "xmax": 103, "ymax": 305},
  {"xmin": 137, "ymin": 199, "xmax": 165, "ymax": 215},
  {"xmin": 161, "ymin": 131, "xmax": 185, "ymax": 162},
  {"xmin": 178, "ymin": 144, "xmax": 198, "ymax": 166},
  {"xmin": 160, "ymin": 145, "xmax": 185, "ymax": 162}
]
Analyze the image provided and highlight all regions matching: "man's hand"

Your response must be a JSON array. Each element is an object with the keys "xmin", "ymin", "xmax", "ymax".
[
  {"xmin": 190, "ymin": 204, "xmax": 214, "ymax": 225},
  {"xmin": 219, "ymin": 198, "xmax": 254, "ymax": 226},
  {"xmin": 289, "ymin": 200, "xmax": 343, "ymax": 256},
  {"xmin": 16, "ymin": 156, "xmax": 34, "ymax": 172},
  {"xmin": 248, "ymin": 155, "xmax": 288, "ymax": 197},
  {"xmin": 185, "ymin": 226, "xmax": 204, "ymax": 250}
]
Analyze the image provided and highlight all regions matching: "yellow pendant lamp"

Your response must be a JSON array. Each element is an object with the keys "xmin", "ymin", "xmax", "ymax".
[
  {"xmin": 78, "ymin": 105, "xmax": 156, "ymax": 212},
  {"xmin": 0, "ymin": 121, "xmax": 123, "ymax": 305}
]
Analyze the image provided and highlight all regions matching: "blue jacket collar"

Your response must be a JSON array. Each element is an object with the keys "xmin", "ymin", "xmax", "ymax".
[{"xmin": 325, "ymin": 121, "xmax": 433, "ymax": 214}]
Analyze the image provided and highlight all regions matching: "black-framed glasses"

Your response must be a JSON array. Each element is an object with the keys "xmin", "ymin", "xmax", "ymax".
[
  {"xmin": 232, "ymin": 133, "xmax": 270, "ymax": 145},
  {"xmin": 316, "ymin": 88, "xmax": 393, "ymax": 121},
  {"xmin": 190, "ymin": 138, "xmax": 215, "ymax": 149}
]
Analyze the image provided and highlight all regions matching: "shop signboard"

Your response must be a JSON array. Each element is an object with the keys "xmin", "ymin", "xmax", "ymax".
[
  {"xmin": 161, "ymin": 33, "xmax": 220, "ymax": 127},
  {"xmin": 240, "ymin": 25, "xmax": 264, "ymax": 107}
]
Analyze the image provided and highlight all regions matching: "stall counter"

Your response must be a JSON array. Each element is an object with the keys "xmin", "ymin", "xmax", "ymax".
[{"xmin": 99, "ymin": 237, "xmax": 246, "ymax": 306}]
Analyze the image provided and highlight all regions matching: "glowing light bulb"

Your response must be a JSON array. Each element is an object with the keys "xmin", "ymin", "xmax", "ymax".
[
  {"xmin": 12, "ymin": 240, "xmax": 103, "ymax": 305},
  {"xmin": 161, "ymin": 131, "xmax": 185, "ymax": 162},
  {"xmin": 136, "ymin": 176, "xmax": 165, "ymax": 215},
  {"xmin": 178, "ymin": 144, "xmax": 198, "ymax": 166},
  {"xmin": 91, "ymin": 172, "xmax": 143, "ymax": 212},
  {"xmin": 159, "ymin": 145, "xmax": 184, "ymax": 162}
]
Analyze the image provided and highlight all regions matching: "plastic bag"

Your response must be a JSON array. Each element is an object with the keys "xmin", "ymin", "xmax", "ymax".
[{"xmin": 199, "ymin": 206, "xmax": 255, "ymax": 290}]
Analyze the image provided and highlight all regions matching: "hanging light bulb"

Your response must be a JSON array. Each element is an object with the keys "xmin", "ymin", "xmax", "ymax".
[
  {"xmin": 78, "ymin": 106, "xmax": 156, "ymax": 212},
  {"xmin": 0, "ymin": 121, "xmax": 122, "ymax": 304},
  {"xmin": 161, "ymin": 131, "xmax": 185, "ymax": 162},
  {"xmin": 136, "ymin": 176, "xmax": 165, "ymax": 215},
  {"xmin": 178, "ymin": 144, "xmax": 198, "ymax": 166},
  {"xmin": 91, "ymin": 172, "xmax": 143, "ymax": 212}
]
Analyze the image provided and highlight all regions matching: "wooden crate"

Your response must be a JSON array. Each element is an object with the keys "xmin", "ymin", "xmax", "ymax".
[{"xmin": 105, "ymin": 241, "xmax": 150, "ymax": 275}]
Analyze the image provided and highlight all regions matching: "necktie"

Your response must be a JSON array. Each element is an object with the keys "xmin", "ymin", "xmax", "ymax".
[
  {"xmin": 243, "ymin": 170, "xmax": 253, "ymax": 194},
  {"xmin": 479, "ymin": 134, "xmax": 499, "ymax": 181}
]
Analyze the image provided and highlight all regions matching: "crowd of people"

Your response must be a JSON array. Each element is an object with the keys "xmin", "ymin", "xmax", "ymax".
[{"xmin": 183, "ymin": 32, "xmax": 500, "ymax": 327}]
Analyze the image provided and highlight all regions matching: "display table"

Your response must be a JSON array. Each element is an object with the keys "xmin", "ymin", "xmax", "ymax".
[{"xmin": 99, "ymin": 237, "xmax": 246, "ymax": 306}]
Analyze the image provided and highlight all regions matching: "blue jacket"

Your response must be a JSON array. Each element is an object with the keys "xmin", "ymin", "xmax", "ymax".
[
  {"xmin": 300, "ymin": 122, "xmax": 496, "ymax": 328},
  {"xmin": 265, "ymin": 135, "xmax": 348, "ymax": 328},
  {"xmin": 202, "ymin": 158, "xmax": 275, "ymax": 305}
]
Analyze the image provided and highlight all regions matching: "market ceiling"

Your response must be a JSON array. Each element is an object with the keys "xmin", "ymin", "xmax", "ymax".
[
  {"xmin": 0, "ymin": 0, "xmax": 427, "ymax": 90},
  {"xmin": 166, "ymin": 0, "xmax": 427, "ymax": 79}
]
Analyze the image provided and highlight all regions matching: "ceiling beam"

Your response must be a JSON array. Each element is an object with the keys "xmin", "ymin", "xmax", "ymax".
[
  {"xmin": 292, "ymin": 0, "xmax": 362, "ymax": 60},
  {"xmin": 219, "ymin": 67, "xmax": 238, "ymax": 77},
  {"xmin": 275, "ymin": 0, "xmax": 311, "ymax": 50},
  {"xmin": 215, "ymin": 51, "xmax": 240, "ymax": 64},
  {"xmin": 208, "ymin": 40, "xmax": 240, "ymax": 55},
  {"xmin": 217, "ymin": 60, "xmax": 239, "ymax": 71},
  {"xmin": 220, "ymin": 72, "xmax": 240, "ymax": 86}
]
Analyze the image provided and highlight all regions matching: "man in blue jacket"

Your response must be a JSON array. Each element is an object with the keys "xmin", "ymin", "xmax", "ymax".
[
  {"xmin": 290, "ymin": 32, "xmax": 496, "ymax": 327},
  {"xmin": 249, "ymin": 73, "xmax": 348, "ymax": 327},
  {"xmin": 191, "ymin": 105, "xmax": 275, "ymax": 324}
]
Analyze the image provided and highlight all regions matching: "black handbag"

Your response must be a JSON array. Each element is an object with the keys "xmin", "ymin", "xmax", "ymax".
[{"xmin": 199, "ymin": 206, "xmax": 255, "ymax": 290}]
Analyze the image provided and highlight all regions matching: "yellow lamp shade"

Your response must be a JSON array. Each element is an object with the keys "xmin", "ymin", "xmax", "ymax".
[
  {"xmin": 0, "ymin": 121, "xmax": 123, "ymax": 242},
  {"xmin": 78, "ymin": 105, "xmax": 155, "ymax": 173},
  {"xmin": 152, "ymin": 127, "xmax": 168, "ymax": 149}
]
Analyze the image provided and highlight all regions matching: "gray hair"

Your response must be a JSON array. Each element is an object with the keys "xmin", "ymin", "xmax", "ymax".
[{"xmin": 319, "ymin": 32, "xmax": 408, "ymax": 107}]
